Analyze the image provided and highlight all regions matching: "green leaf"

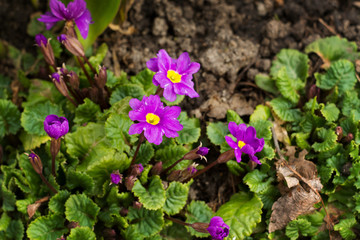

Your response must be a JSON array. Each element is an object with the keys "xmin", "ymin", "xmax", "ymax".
[
  {"xmin": 74, "ymin": 98, "xmax": 100, "ymax": 125},
  {"xmin": 76, "ymin": 0, "xmax": 121, "ymax": 50},
  {"xmin": 66, "ymin": 170, "xmax": 94, "ymax": 194},
  {"xmin": 164, "ymin": 181, "xmax": 189, "ymax": 215},
  {"xmin": 185, "ymin": 201, "xmax": 213, "ymax": 238},
  {"xmin": 0, "ymin": 99, "xmax": 21, "ymax": 138},
  {"xmin": 341, "ymin": 90, "xmax": 360, "ymax": 117},
  {"xmin": 0, "ymin": 212, "xmax": 11, "ymax": 231},
  {"xmin": 315, "ymin": 60, "xmax": 357, "ymax": 95},
  {"xmin": 243, "ymin": 170, "xmax": 274, "ymax": 194},
  {"xmin": 250, "ymin": 120, "xmax": 272, "ymax": 141},
  {"xmin": 131, "ymin": 142, "xmax": 154, "ymax": 165},
  {"xmin": 312, "ymin": 128, "xmax": 337, "ymax": 152},
  {"xmin": 256, "ymin": 143, "xmax": 275, "ymax": 161},
  {"xmin": 226, "ymin": 160, "xmax": 245, "ymax": 176},
  {"xmin": 88, "ymin": 43, "xmax": 108, "ymax": 67},
  {"xmin": 334, "ymin": 218, "xmax": 357, "ymax": 240},
  {"xmin": 320, "ymin": 103, "xmax": 340, "ymax": 122},
  {"xmin": 285, "ymin": 218, "xmax": 318, "ymax": 240},
  {"xmin": 122, "ymin": 225, "xmax": 145, "ymax": 240},
  {"xmin": 86, "ymin": 152, "xmax": 130, "ymax": 196},
  {"xmin": 275, "ymin": 67, "xmax": 302, "ymax": 103},
  {"xmin": 0, "ymin": 74, "xmax": 11, "ymax": 99},
  {"xmin": 106, "ymin": 70, "xmax": 127, "ymax": 89},
  {"xmin": 105, "ymin": 113, "xmax": 135, "ymax": 152},
  {"xmin": 6, "ymin": 220, "xmax": 24, "ymax": 240},
  {"xmin": 132, "ymin": 176, "xmax": 166, "ymax": 210},
  {"xmin": 19, "ymin": 131, "xmax": 50, "ymax": 151},
  {"xmin": 226, "ymin": 110, "xmax": 244, "ymax": 124},
  {"xmin": 271, "ymin": 49, "xmax": 309, "ymax": 82},
  {"xmin": 292, "ymin": 132, "xmax": 311, "ymax": 150},
  {"xmin": 21, "ymin": 101, "xmax": 63, "ymax": 136},
  {"xmin": 49, "ymin": 190, "xmax": 71, "ymax": 214},
  {"xmin": 65, "ymin": 194, "xmax": 100, "ymax": 228},
  {"xmin": 130, "ymin": 69, "xmax": 157, "ymax": 95},
  {"xmin": 254, "ymin": 73, "xmax": 278, "ymax": 94},
  {"xmin": 270, "ymin": 97, "xmax": 301, "ymax": 122},
  {"xmin": 216, "ymin": 192, "xmax": 263, "ymax": 239},
  {"xmin": 161, "ymin": 222, "xmax": 191, "ymax": 240},
  {"xmin": 127, "ymin": 208, "xmax": 164, "ymax": 237},
  {"xmin": 162, "ymin": 94, "xmax": 185, "ymax": 106},
  {"xmin": 176, "ymin": 112, "xmax": 201, "ymax": 145},
  {"xmin": 110, "ymin": 84, "xmax": 146, "ymax": 105},
  {"xmin": 207, "ymin": 122, "xmax": 229, "ymax": 145},
  {"xmin": 305, "ymin": 36, "xmax": 359, "ymax": 66},
  {"xmin": 22, "ymin": 79, "xmax": 63, "ymax": 107},
  {"xmin": 67, "ymin": 227, "xmax": 96, "ymax": 240},
  {"xmin": 27, "ymin": 214, "xmax": 68, "ymax": 240},
  {"xmin": 0, "ymin": 184, "xmax": 16, "ymax": 211},
  {"xmin": 155, "ymin": 145, "xmax": 188, "ymax": 170},
  {"xmin": 250, "ymin": 105, "xmax": 271, "ymax": 122}
]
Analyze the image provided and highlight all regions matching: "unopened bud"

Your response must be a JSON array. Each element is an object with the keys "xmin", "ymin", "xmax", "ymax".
[
  {"xmin": 178, "ymin": 163, "xmax": 198, "ymax": 182},
  {"xmin": 103, "ymin": 229, "xmax": 116, "ymax": 238},
  {"xmin": 67, "ymin": 221, "xmax": 80, "ymax": 229},
  {"xmin": 125, "ymin": 176, "xmax": 137, "ymax": 191},
  {"xmin": 58, "ymin": 34, "xmax": 84, "ymax": 57},
  {"xmin": 151, "ymin": 162, "xmax": 163, "ymax": 175},
  {"xmin": 51, "ymin": 72, "xmax": 69, "ymax": 97},
  {"xmin": 133, "ymin": 201, "xmax": 142, "ymax": 209},
  {"xmin": 27, "ymin": 152, "xmax": 43, "ymax": 174},
  {"xmin": 336, "ymin": 126, "xmax": 343, "ymax": 142},
  {"xmin": 68, "ymin": 71, "xmax": 80, "ymax": 89},
  {"xmin": 190, "ymin": 222, "xmax": 209, "ymax": 233},
  {"xmin": 110, "ymin": 170, "xmax": 122, "ymax": 185},
  {"xmin": 120, "ymin": 208, "xmax": 128, "ymax": 216},
  {"xmin": 35, "ymin": 34, "xmax": 55, "ymax": 66},
  {"xmin": 216, "ymin": 149, "xmax": 235, "ymax": 164},
  {"xmin": 167, "ymin": 170, "xmax": 182, "ymax": 181},
  {"xmin": 308, "ymin": 84, "xmax": 320, "ymax": 100},
  {"xmin": 183, "ymin": 142, "xmax": 209, "ymax": 161},
  {"xmin": 130, "ymin": 164, "xmax": 144, "ymax": 176},
  {"xmin": 94, "ymin": 66, "xmax": 107, "ymax": 88},
  {"xmin": 343, "ymin": 133, "xmax": 354, "ymax": 143}
]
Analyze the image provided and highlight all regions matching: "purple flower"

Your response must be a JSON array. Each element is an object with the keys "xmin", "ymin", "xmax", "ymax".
[
  {"xmin": 35, "ymin": 34, "xmax": 48, "ymax": 46},
  {"xmin": 57, "ymin": 34, "xmax": 67, "ymax": 43},
  {"xmin": 110, "ymin": 171, "xmax": 122, "ymax": 185},
  {"xmin": 196, "ymin": 147, "xmax": 209, "ymax": 157},
  {"xmin": 225, "ymin": 122, "xmax": 264, "ymax": 164},
  {"xmin": 38, "ymin": 0, "xmax": 92, "ymax": 39},
  {"xmin": 128, "ymin": 95, "xmax": 183, "ymax": 145},
  {"xmin": 44, "ymin": 114, "xmax": 69, "ymax": 139},
  {"xmin": 207, "ymin": 216, "xmax": 230, "ymax": 240},
  {"xmin": 146, "ymin": 49, "xmax": 200, "ymax": 102},
  {"xmin": 138, "ymin": 164, "xmax": 144, "ymax": 174},
  {"xmin": 51, "ymin": 72, "xmax": 61, "ymax": 82}
]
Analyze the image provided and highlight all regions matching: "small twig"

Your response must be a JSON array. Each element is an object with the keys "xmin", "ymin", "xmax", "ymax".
[
  {"xmin": 318, "ymin": 18, "xmax": 339, "ymax": 37},
  {"xmin": 164, "ymin": 215, "xmax": 190, "ymax": 227}
]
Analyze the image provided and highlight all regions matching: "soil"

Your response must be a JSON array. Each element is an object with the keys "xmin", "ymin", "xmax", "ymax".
[{"xmin": 2, "ymin": 0, "xmax": 360, "ymax": 210}]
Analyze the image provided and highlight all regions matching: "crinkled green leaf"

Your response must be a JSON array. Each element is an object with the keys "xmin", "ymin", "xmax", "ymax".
[
  {"xmin": 254, "ymin": 73, "xmax": 278, "ymax": 94},
  {"xmin": 105, "ymin": 113, "xmax": 135, "ymax": 152},
  {"xmin": 27, "ymin": 214, "xmax": 68, "ymax": 240},
  {"xmin": 122, "ymin": 225, "xmax": 145, "ymax": 240},
  {"xmin": 250, "ymin": 105, "xmax": 271, "ymax": 122},
  {"xmin": 155, "ymin": 145, "xmax": 188, "ymax": 170},
  {"xmin": 23, "ymin": 79, "xmax": 63, "ymax": 107},
  {"xmin": 107, "ymin": 187, "xmax": 133, "ymax": 207},
  {"xmin": 130, "ymin": 69, "xmax": 157, "ymax": 95},
  {"xmin": 299, "ymin": 112, "xmax": 326, "ymax": 133},
  {"xmin": 105, "ymin": 96, "xmax": 132, "ymax": 116},
  {"xmin": 88, "ymin": 43, "xmax": 108, "ymax": 67},
  {"xmin": 250, "ymin": 120, "xmax": 272, "ymax": 141},
  {"xmin": 65, "ymin": 194, "xmax": 100, "ymax": 228},
  {"xmin": 74, "ymin": 98, "xmax": 100, "ymax": 125},
  {"xmin": 87, "ymin": 152, "xmax": 130, "ymax": 196},
  {"xmin": 292, "ymin": 132, "xmax": 311, "ymax": 150},
  {"xmin": 6, "ymin": 219, "xmax": 24, "ymax": 240},
  {"xmin": 270, "ymin": 97, "xmax": 301, "ymax": 122},
  {"xmin": 161, "ymin": 222, "xmax": 191, "ymax": 240},
  {"xmin": 319, "ymin": 103, "xmax": 340, "ymax": 122},
  {"xmin": 127, "ymin": 208, "xmax": 164, "ymax": 237},
  {"xmin": 106, "ymin": 70, "xmax": 128, "ymax": 89},
  {"xmin": 285, "ymin": 218, "xmax": 318, "ymax": 240},
  {"xmin": 98, "ymin": 204, "xmax": 128, "ymax": 228},
  {"xmin": 256, "ymin": 143, "xmax": 275, "ymax": 161},
  {"xmin": 67, "ymin": 227, "xmax": 96, "ymax": 240},
  {"xmin": 49, "ymin": 190, "xmax": 71, "ymax": 214},
  {"xmin": 110, "ymin": 84, "xmax": 146, "ymax": 105},
  {"xmin": 315, "ymin": 60, "xmax": 357, "ymax": 95},
  {"xmin": 176, "ymin": 112, "xmax": 201, "ymax": 144},
  {"xmin": 207, "ymin": 122, "xmax": 229, "ymax": 145},
  {"xmin": 164, "ymin": 181, "xmax": 189, "ymax": 215},
  {"xmin": 185, "ymin": 201, "xmax": 213, "ymax": 238},
  {"xmin": 0, "ymin": 212, "xmax": 11, "ymax": 231},
  {"xmin": 21, "ymin": 101, "xmax": 63, "ymax": 136},
  {"xmin": 132, "ymin": 176, "xmax": 166, "ymax": 210},
  {"xmin": 0, "ymin": 74, "xmax": 11, "ymax": 99},
  {"xmin": 162, "ymin": 94, "xmax": 185, "ymax": 106},
  {"xmin": 243, "ymin": 170, "xmax": 274, "ymax": 194},
  {"xmin": 0, "ymin": 99, "xmax": 21, "ymax": 138},
  {"xmin": 312, "ymin": 128, "xmax": 337, "ymax": 152},
  {"xmin": 226, "ymin": 160, "xmax": 245, "ymax": 176},
  {"xmin": 19, "ymin": 131, "xmax": 50, "ymax": 151},
  {"xmin": 226, "ymin": 109, "xmax": 244, "ymax": 124},
  {"xmin": 305, "ymin": 36, "xmax": 359, "ymax": 66},
  {"xmin": 131, "ymin": 142, "xmax": 154, "ymax": 165},
  {"xmin": 216, "ymin": 192, "xmax": 263, "ymax": 239},
  {"xmin": 334, "ymin": 217, "xmax": 357, "ymax": 240},
  {"xmin": 66, "ymin": 170, "xmax": 94, "ymax": 194},
  {"xmin": 275, "ymin": 67, "xmax": 302, "ymax": 103},
  {"xmin": 341, "ymin": 90, "xmax": 360, "ymax": 117},
  {"xmin": 0, "ymin": 184, "xmax": 16, "ymax": 211}
]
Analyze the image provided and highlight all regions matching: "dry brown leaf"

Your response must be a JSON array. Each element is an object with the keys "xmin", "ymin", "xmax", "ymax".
[
  {"xmin": 269, "ymin": 149, "xmax": 323, "ymax": 232},
  {"xmin": 273, "ymin": 120, "xmax": 291, "ymax": 146},
  {"xmin": 27, "ymin": 196, "xmax": 50, "ymax": 219}
]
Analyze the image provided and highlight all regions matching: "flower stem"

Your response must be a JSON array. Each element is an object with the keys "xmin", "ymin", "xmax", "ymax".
[
  {"xmin": 39, "ymin": 173, "xmax": 58, "ymax": 194},
  {"xmin": 128, "ymin": 132, "xmax": 145, "ymax": 174},
  {"xmin": 186, "ymin": 160, "xmax": 218, "ymax": 181},
  {"xmin": 164, "ymin": 215, "xmax": 190, "ymax": 227},
  {"xmin": 77, "ymin": 56, "xmax": 94, "ymax": 86},
  {"xmin": 161, "ymin": 157, "xmax": 184, "ymax": 176},
  {"xmin": 83, "ymin": 56, "xmax": 97, "ymax": 75}
]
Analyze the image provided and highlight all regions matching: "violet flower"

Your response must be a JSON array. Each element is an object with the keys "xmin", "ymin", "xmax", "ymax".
[
  {"xmin": 197, "ymin": 147, "xmax": 209, "ymax": 157},
  {"xmin": 110, "ymin": 171, "xmax": 122, "ymax": 185},
  {"xmin": 225, "ymin": 122, "xmax": 264, "ymax": 164},
  {"xmin": 128, "ymin": 95, "xmax": 183, "ymax": 145},
  {"xmin": 44, "ymin": 114, "xmax": 69, "ymax": 139},
  {"xmin": 35, "ymin": 34, "xmax": 48, "ymax": 46},
  {"xmin": 207, "ymin": 216, "xmax": 230, "ymax": 240},
  {"xmin": 146, "ymin": 49, "xmax": 200, "ymax": 102},
  {"xmin": 38, "ymin": 0, "xmax": 92, "ymax": 39},
  {"xmin": 51, "ymin": 72, "xmax": 61, "ymax": 82}
]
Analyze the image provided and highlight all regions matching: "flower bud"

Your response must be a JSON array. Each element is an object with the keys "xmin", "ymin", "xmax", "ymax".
[
  {"xmin": 67, "ymin": 221, "xmax": 80, "ymax": 229},
  {"xmin": 336, "ymin": 126, "xmax": 343, "ymax": 142},
  {"xmin": 125, "ymin": 176, "xmax": 137, "ymax": 191},
  {"xmin": 110, "ymin": 170, "xmax": 122, "ymax": 185},
  {"xmin": 130, "ymin": 164, "xmax": 144, "ymax": 176},
  {"xmin": 307, "ymin": 84, "xmax": 320, "ymax": 100},
  {"xmin": 167, "ymin": 170, "xmax": 182, "ymax": 181},
  {"xmin": 35, "ymin": 34, "xmax": 55, "ymax": 67},
  {"xmin": 190, "ymin": 222, "xmax": 209, "ymax": 233},
  {"xmin": 178, "ymin": 163, "xmax": 198, "ymax": 181},
  {"xmin": 343, "ymin": 133, "xmax": 354, "ymax": 143},
  {"xmin": 133, "ymin": 201, "xmax": 142, "ymax": 209},
  {"xmin": 151, "ymin": 162, "xmax": 163, "ymax": 175},
  {"xmin": 94, "ymin": 66, "xmax": 107, "ymax": 88},
  {"xmin": 58, "ymin": 34, "xmax": 84, "ymax": 57},
  {"xmin": 103, "ymin": 229, "xmax": 116, "ymax": 239},
  {"xmin": 183, "ymin": 143, "xmax": 209, "ymax": 161},
  {"xmin": 120, "ymin": 208, "xmax": 128, "ymax": 216},
  {"xmin": 216, "ymin": 149, "xmax": 235, "ymax": 164},
  {"xmin": 68, "ymin": 71, "xmax": 80, "ymax": 89},
  {"xmin": 51, "ymin": 72, "xmax": 69, "ymax": 97},
  {"xmin": 27, "ymin": 152, "xmax": 43, "ymax": 175}
]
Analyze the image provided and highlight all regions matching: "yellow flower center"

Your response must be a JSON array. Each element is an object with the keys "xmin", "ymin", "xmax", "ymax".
[
  {"xmin": 238, "ymin": 140, "xmax": 246, "ymax": 149},
  {"xmin": 146, "ymin": 113, "xmax": 160, "ymax": 125},
  {"xmin": 167, "ymin": 70, "xmax": 182, "ymax": 83}
]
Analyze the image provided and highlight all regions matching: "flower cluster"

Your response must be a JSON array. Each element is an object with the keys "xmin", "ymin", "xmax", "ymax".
[
  {"xmin": 147, "ymin": 49, "xmax": 200, "ymax": 102},
  {"xmin": 225, "ymin": 122, "xmax": 264, "ymax": 164},
  {"xmin": 128, "ymin": 95, "xmax": 183, "ymax": 145}
]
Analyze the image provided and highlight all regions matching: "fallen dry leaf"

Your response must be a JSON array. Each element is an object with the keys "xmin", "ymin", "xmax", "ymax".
[{"xmin": 27, "ymin": 196, "xmax": 50, "ymax": 219}]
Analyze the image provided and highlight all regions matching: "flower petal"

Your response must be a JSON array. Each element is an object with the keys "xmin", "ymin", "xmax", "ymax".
[
  {"xmin": 174, "ymin": 83, "xmax": 199, "ymax": 98},
  {"xmin": 225, "ymin": 136, "xmax": 238, "ymax": 149},
  {"xmin": 176, "ymin": 52, "xmax": 190, "ymax": 74},
  {"xmin": 38, "ymin": 12, "xmax": 62, "ymax": 29},
  {"xmin": 164, "ymin": 129, "xmax": 179, "ymax": 138},
  {"xmin": 128, "ymin": 123, "xmax": 146, "ymax": 135},
  {"xmin": 163, "ymin": 85, "xmax": 177, "ymax": 102},
  {"xmin": 250, "ymin": 154, "xmax": 261, "ymax": 165},
  {"xmin": 49, "ymin": 0, "xmax": 66, "ymax": 19},
  {"xmin": 184, "ymin": 62, "xmax": 200, "ymax": 75},
  {"xmin": 144, "ymin": 126, "xmax": 163, "ymax": 145},
  {"xmin": 163, "ymin": 106, "xmax": 181, "ymax": 119},
  {"xmin": 128, "ymin": 110, "xmax": 146, "ymax": 122},
  {"xmin": 74, "ymin": 9, "xmax": 92, "ymax": 39},
  {"xmin": 235, "ymin": 148, "xmax": 242, "ymax": 163},
  {"xmin": 129, "ymin": 98, "xmax": 142, "ymax": 110},
  {"xmin": 228, "ymin": 122, "xmax": 246, "ymax": 140},
  {"xmin": 245, "ymin": 126, "xmax": 256, "ymax": 141},
  {"xmin": 59, "ymin": 117, "xmax": 69, "ymax": 136},
  {"xmin": 157, "ymin": 49, "xmax": 172, "ymax": 72},
  {"xmin": 162, "ymin": 119, "xmax": 183, "ymax": 132},
  {"xmin": 241, "ymin": 144, "xmax": 255, "ymax": 155},
  {"xmin": 67, "ymin": 0, "xmax": 86, "ymax": 19},
  {"xmin": 146, "ymin": 58, "xmax": 159, "ymax": 72}
]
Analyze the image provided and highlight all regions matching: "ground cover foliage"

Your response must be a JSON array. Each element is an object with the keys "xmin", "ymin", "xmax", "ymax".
[{"xmin": 1, "ymin": 1, "xmax": 360, "ymax": 239}]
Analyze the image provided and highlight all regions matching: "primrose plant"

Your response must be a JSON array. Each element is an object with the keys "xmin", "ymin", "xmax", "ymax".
[{"xmin": 0, "ymin": 0, "xmax": 269, "ymax": 239}]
